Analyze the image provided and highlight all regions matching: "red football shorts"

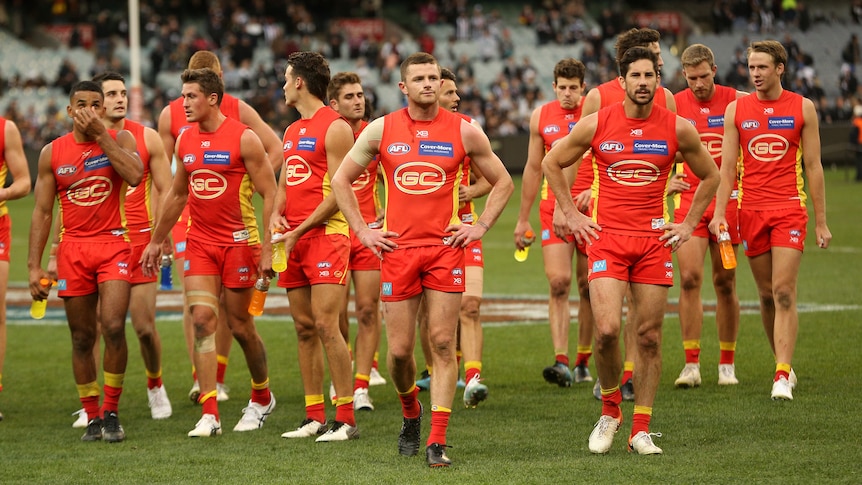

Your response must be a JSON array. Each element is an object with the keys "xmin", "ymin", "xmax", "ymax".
[
  {"xmin": 539, "ymin": 198, "xmax": 575, "ymax": 247},
  {"xmin": 277, "ymin": 233, "xmax": 349, "ymax": 289},
  {"xmin": 587, "ymin": 232, "xmax": 674, "ymax": 287},
  {"xmin": 348, "ymin": 229, "xmax": 381, "ymax": 272},
  {"xmin": 184, "ymin": 240, "xmax": 260, "ymax": 289},
  {"xmin": 171, "ymin": 205, "xmax": 191, "ymax": 259},
  {"xmin": 675, "ymin": 203, "xmax": 741, "ymax": 244},
  {"xmin": 56, "ymin": 240, "xmax": 132, "ymax": 297},
  {"xmin": 0, "ymin": 214, "xmax": 10, "ymax": 262},
  {"xmin": 380, "ymin": 245, "xmax": 465, "ymax": 301},
  {"xmin": 464, "ymin": 239, "xmax": 484, "ymax": 268},
  {"xmin": 739, "ymin": 206, "xmax": 808, "ymax": 258},
  {"xmin": 129, "ymin": 240, "xmax": 158, "ymax": 285}
]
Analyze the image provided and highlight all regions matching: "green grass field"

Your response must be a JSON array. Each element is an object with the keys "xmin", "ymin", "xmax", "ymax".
[{"xmin": 1, "ymin": 169, "xmax": 860, "ymax": 483}]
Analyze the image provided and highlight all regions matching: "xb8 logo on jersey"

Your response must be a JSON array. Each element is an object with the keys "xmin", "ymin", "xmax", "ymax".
[
  {"xmin": 190, "ymin": 170, "xmax": 228, "ymax": 199},
  {"xmin": 66, "ymin": 176, "xmax": 113, "ymax": 207},
  {"xmin": 283, "ymin": 155, "xmax": 312, "ymax": 185},
  {"xmin": 747, "ymin": 134, "xmax": 788, "ymax": 162},
  {"xmin": 606, "ymin": 160, "xmax": 660, "ymax": 186},
  {"xmin": 393, "ymin": 162, "xmax": 446, "ymax": 195}
]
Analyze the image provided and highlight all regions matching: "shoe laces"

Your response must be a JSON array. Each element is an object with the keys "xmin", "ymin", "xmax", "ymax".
[{"xmin": 634, "ymin": 431, "xmax": 662, "ymax": 446}]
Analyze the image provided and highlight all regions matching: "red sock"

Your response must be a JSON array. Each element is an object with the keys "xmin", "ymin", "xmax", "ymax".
[
  {"xmin": 216, "ymin": 357, "xmax": 228, "ymax": 385},
  {"xmin": 399, "ymin": 386, "xmax": 421, "ymax": 419},
  {"xmin": 81, "ymin": 395, "xmax": 100, "ymax": 421},
  {"xmin": 100, "ymin": 385, "xmax": 122, "ymax": 415},
  {"xmin": 575, "ymin": 352, "xmax": 591, "ymax": 366},
  {"xmin": 426, "ymin": 408, "xmax": 451, "ymax": 446},
  {"xmin": 719, "ymin": 349, "xmax": 735, "ymax": 365},
  {"xmin": 335, "ymin": 402, "xmax": 355, "ymax": 426},
  {"xmin": 354, "ymin": 376, "xmax": 370, "ymax": 392},
  {"xmin": 621, "ymin": 370, "xmax": 633, "ymax": 385},
  {"xmin": 465, "ymin": 368, "xmax": 480, "ymax": 383},
  {"xmin": 631, "ymin": 412, "xmax": 651, "ymax": 437},
  {"xmin": 774, "ymin": 369, "xmax": 790, "ymax": 381},
  {"xmin": 200, "ymin": 391, "xmax": 219, "ymax": 421},
  {"xmin": 601, "ymin": 389, "xmax": 622, "ymax": 419},
  {"xmin": 306, "ymin": 402, "xmax": 326, "ymax": 423},
  {"xmin": 555, "ymin": 353, "xmax": 569, "ymax": 367},
  {"xmin": 147, "ymin": 376, "xmax": 163, "ymax": 390},
  {"xmin": 251, "ymin": 387, "xmax": 272, "ymax": 406},
  {"xmin": 684, "ymin": 348, "xmax": 700, "ymax": 364}
]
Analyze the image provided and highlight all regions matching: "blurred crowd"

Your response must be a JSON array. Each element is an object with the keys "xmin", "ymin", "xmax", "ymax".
[{"xmin": 1, "ymin": 0, "xmax": 860, "ymax": 151}]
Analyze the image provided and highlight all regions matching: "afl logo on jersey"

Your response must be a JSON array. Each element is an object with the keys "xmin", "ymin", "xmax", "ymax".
[
  {"xmin": 543, "ymin": 125, "xmax": 560, "ymax": 135},
  {"xmin": 741, "ymin": 120, "xmax": 760, "ymax": 130},
  {"xmin": 182, "ymin": 154, "xmax": 196, "ymax": 165},
  {"xmin": 189, "ymin": 169, "xmax": 228, "ymax": 199},
  {"xmin": 599, "ymin": 141, "xmax": 624, "ymax": 153},
  {"xmin": 283, "ymin": 140, "xmax": 293, "ymax": 151},
  {"xmin": 747, "ymin": 134, "xmax": 788, "ymax": 162},
  {"xmin": 56, "ymin": 165, "xmax": 77, "ymax": 177},
  {"xmin": 386, "ymin": 143, "xmax": 411, "ymax": 155},
  {"xmin": 283, "ymin": 155, "xmax": 313, "ymax": 186},
  {"xmin": 393, "ymin": 162, "xmax": 446, "ymax": 195},
  {"xmin": 66, "ymin": 176, "xmax": 114, "ymax": 207},
  {"xmin": 606, "ymin": 160, "xmax": 661, "ymax": 186}
]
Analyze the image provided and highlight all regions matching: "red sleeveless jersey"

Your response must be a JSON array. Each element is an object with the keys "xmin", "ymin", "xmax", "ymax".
[
  {"xmin": 177, "ymin": 117, "xmax": 260, "ymax": 246},
  {"xmin": 350, "ymin": 119, "xmax": 381, "ymax": 224},
  {"xmin": 538, "ymin": 99, "xmax": 585, "ymax": 202},
  {"xmin": 590, "ymin": 103, "xmax": 678, "ymax": 235},
  {"xmin": 281, "ymin": 106, "xmax": 349, "ymax": 237},
  {"xmin": 119, "ymin": 119, "xmax": 153, "ymax": 234},
  {"xmin": 169, "ymin": 93, "xmax": 241, "ymax": 139},
  {"xmin": 51, "ymin": 130, "xmax": 129, "ymax": 242},
  {"xmin": 673, "ymin": 84, "xmax": 739, "ymax": 213},
  {"xmin": 734, "ymin": 90, "xmax": 807, "ymax": 210},
  {"xmin": 378, "ymin": 108, "xmax": 467, "ymax": 247},
  {"xmin": 0, "ymin": 117, "xmax": 7, "ymax": 217}
]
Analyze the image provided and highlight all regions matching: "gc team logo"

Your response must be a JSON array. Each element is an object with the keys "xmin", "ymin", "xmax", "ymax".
[
  {"xmin": 393, "ymin": 162, "xmax": 446, "ymax": 195},
  {"xmin": 352, "ymin": 169, "xmax": 372, "ymax": 191},
  {"xmin": 283, "ymin": 155, "xmax": 313, "ymax": 186},
  {"xmin": 189, "ymin": 169, "xmax": 228, "ymax": 199},
  {"xmin": 747, "ymin": 134, "xmax": 789, "ymax": 162},
  {"xmin": 606, "ymin": 160, "xmax": 661, "ymax": 186},
  {"xmin": 66, "ymin": 176, "xmax": 113, "ymax": 207},
  {"xmin": 700, "ymin": 133, "xmax": 724, "ymax": 160}
]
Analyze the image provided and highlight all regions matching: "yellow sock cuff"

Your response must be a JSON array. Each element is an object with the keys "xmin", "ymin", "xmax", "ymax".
[
  {"xmin": 576, "ymin": 345, "xmax": 592, "ymax": 354},
  {"xmin": 682, "ymin": 340, "xmax": 701, "ymax": 350},
  {"xmin": 305, "ymin": 394, "xmax": 325, "ymax": 407},
  {"xmin": 373, "ymin": 352, "xmax": 380, "ymax": 360},
  {"xmin": 355, "ymin": 373, "xmax": 370, "ymax": 381},
  {"xmin": 398, "ymin": 384, "xmax": 418, "ymax": 396},
  {"xmin": 633, "ymin": 405, "xmax": 653, "ymax": 416},
  {"xmin": 251, "ymin": 378, "xmax": 270, "ymax": 390},
  {"xmin": 426, "ymin": 366, "xmax": 433, "ymax": 375},
  {"xmin": 217, "ymin": 354, "xmax": 229, "ymax": 365},
  {"xmin": 103, "ymin": 372, "xmax": 124, "ymax": 389},
  {"xmin": 776, "ymin": 363, "xmax": 792, "ymax": 374},
  {"xmin": 335, "ymin": 396, "xmax": 354, "ymax": 407},
  {"xmin": 601, "ymin": 385, "xmax": 620, "ymax": 396},
  {"xmin": 456, "ymin": 350, "xmax": 462, "ymax": 359},
  {"xmin": 145, "ymin": 369, "xmax": 162, "ymax": 380},
  {"xmin": 347, "ymin": 342, "xmax": 353, "ymax": 352},
  {"xmin": 719, "ymin": 341, "xmax": 737, "ymax": 351},
  {"xmin": 430, "ymin": 405, "xmax": 452, "ymax": 414},
  {"xmin": 76, "ymin": 381, "xmax": 100, "ymax": 398},
  {"xmin": 553, "ymin": 348, "xmax": 568, "ymax": 356},
  {"xmin": 624, "ymin": 361, "xmax": 635, "ymax": 372},
  {"xmin": 199, "ymin": 390, "xmax": 217, "ymax": 403},
  {"xmin": 464, "ymin": 361, "xmax": 482, "ymax": 373}
]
